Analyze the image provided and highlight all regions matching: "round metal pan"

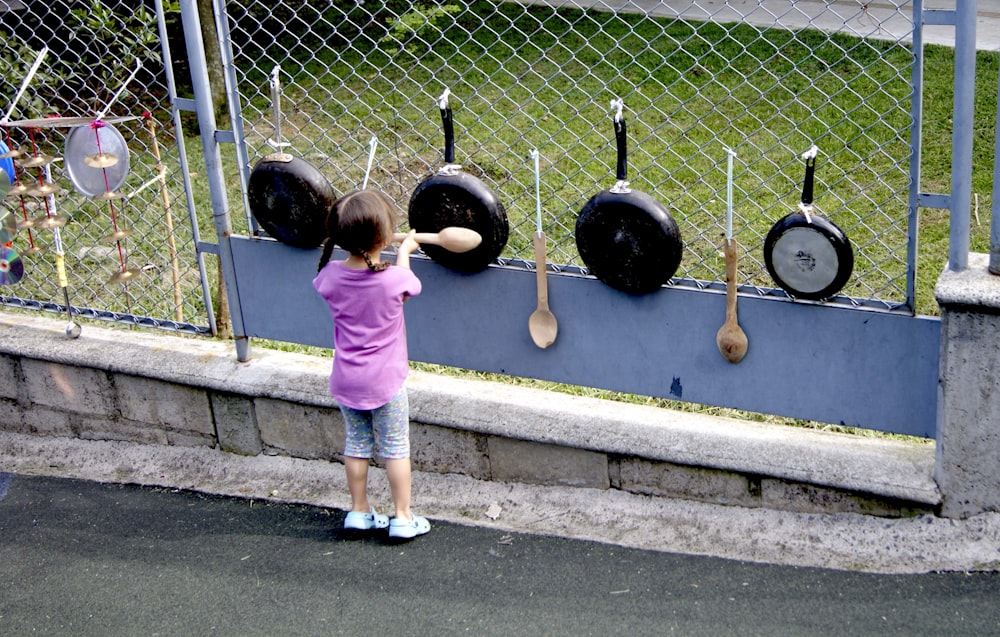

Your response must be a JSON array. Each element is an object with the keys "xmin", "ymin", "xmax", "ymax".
[
  {"xmin": 408, "ymin": 91, "xmax": 508, "ymax": 273},
  {"xmin": 575, "ymin": 102, "xmax": 682, "ymax": 295},
  {"xmin": 764, "ymin": 148, "xmax": 853, "ymax": 301},
  {"xmin": 246, "ymin": 67, "xmax": 336, "ymax": 249},
  {"xmin": 63, "ymin": 123, "xmax": 130, "ymax": 198},
  {"xmin": 247, "ymin": 153, "xmax": 336, "ymax": 249}
]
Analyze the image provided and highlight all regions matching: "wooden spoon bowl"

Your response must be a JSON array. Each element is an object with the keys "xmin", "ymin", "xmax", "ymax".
[
  {"xmin": 392, "ymin": 226, "xmax": 482, "ymax": 253},
  {"xmin": 528, "ymin": 231, "xmax": 558, "ymax": 349},
  {"xmin": 716, "ymin": 238, "xmax": 748, "ymax": 363}
]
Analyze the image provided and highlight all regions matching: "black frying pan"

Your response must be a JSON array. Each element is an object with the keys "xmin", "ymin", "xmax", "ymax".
[
  {"xmin": 408, "ymin": 90, "xmax": 508, "ymax": 273},
  {"xmin": 763, "ymin": 146, "xmax": 853, "ymax": 301},
  {"xmin": 247, "ymin": 66, "xmax": 336, "ymax": 249},
  {"xmin": 575, "ymin": 100, "xmax": 682, "ymax": 295}
]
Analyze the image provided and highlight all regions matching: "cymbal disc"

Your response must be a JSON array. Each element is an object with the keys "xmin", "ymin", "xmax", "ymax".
[
  {"xmin": 6, "ymin": 115, "xmax": 141, "ymax": 129},
  {"xmin": 7, "ymin": 184, "xmax": 31, "ymax": 197},
  {"xmin": 15, "ymin": 154, "xmax": 58, "ymax": 168},
  {"xmin": 0, "ymin": 148, "xmax": 25, "ymax": 160},
  {"xmin": 100, "ymin": 229, "xmax": 132, "ymax": 243},
  {"xmin": 84, "ymin": 152, "xmax": 119, "ymax": 168},
  {"xmin": 107, "ymin": 267, "xmax": 141, "ymax": 285},
  {"xmin": 20, "ymin": 245, "xmax": 43, "ymax": 256},
  {"xmin": 25, "ymin": 182, "xmax": 62, "ymax": 197},
  {"xmin": 91, "ymin": 190, "xmax": 126, "ymax": 201},
  {"xmin": 32, "ymin": 214, "xmax": 68, "ymax": 229},
  {"xmin": 15, "ymin": 216, "xmax": 35, "ymax": 229}
]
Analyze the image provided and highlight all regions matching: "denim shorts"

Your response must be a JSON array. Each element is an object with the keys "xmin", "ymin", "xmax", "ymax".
[{"xmin": 341, "ymin": 388, "xmax": 410, "ymax": 460}]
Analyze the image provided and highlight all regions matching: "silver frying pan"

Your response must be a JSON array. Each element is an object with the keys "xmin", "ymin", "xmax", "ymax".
[{"xmin": 63, "ymin": 122, "xmax": 131, "ymax": 198}]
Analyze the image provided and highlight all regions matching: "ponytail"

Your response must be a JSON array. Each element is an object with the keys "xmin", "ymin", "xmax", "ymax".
[{"xmin": 317, "ymin": 239, "xmax": 336, "ymax": 272}]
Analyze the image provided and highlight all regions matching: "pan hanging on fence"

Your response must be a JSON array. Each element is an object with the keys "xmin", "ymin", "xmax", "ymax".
[
  {"xmin": 763, "ymin": 146, "xmax": 853, "ymax": 301},
  {"xmin": 575, "ymin": 99, "xmax": 682, "ymax": 295},
  {"xmin": 63, "ymin": 121, "xmax": 131, "ymax": 198},
  {"xmin": 247, "ymin": 66, "xmax": 336, "ymax": 249},
  {"xmin": 407, "ymin": 89, "xmax": 508, "ymax": 273}
]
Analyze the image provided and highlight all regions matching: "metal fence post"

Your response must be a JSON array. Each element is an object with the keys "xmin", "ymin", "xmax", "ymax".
[
  {"xmin": 179, "ymin": 0, "xmax": 251, "ymax": 361},
  {"xmin": 949, "ymin": 0, "xmax": 977, "ymax": 272},
  {"xmin": 992, "ymin": 55, "xmax": 1000, "ymax": 274}
]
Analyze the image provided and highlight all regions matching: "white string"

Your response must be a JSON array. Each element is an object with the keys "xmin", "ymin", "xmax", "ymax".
[
  {"xmin": 531, "ymin": 149, "xmax": 541, "ymax": 234},
  {"xmin": 437, "ymin": 88, "xmax": 451, "ymax": 110},
  {"xmin": 361, "ymin": 135, "xmax": 377, "ymax": 190},
  {"xmin": 96, "ymin": 59, "xmax": 142, "ymax": 121},
  {"xmin": 725, "ymin": 147, "xmax": 737, "ymax": 240},
  {"xmin": 610, "ymin": 97, "xmax": 624, "ymax": 122}
]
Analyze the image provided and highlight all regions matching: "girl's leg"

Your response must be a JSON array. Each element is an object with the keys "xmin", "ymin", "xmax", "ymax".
[
  {"xmin": 344, "ymin": 456, "xmax": 372, "ymax": 512},
  {"xmin": 372, "ymin": 389, "xmax": 416, "ymax": 521},
  {"xmin": 384, "ymin": 457, "xmax": 412, "ymax": 521},
  {"xmin": 341, "ymin": 407, "xmax": 376, "ymax": 513}
]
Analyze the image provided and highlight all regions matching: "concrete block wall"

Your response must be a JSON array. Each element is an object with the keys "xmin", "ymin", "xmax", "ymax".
[{"xmin": 0, "ymin": 312, "xmax": 942, "ymax": 520}]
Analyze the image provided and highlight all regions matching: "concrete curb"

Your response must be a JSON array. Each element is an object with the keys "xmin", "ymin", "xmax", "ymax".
[{"xmin": 1, "ymin": 430, "xmax": 997, "ymax": 574}]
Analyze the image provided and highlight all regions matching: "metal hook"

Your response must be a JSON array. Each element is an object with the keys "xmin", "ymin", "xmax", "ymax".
[{"xmin": 266, "ymin": 65, "xmax": 290, "ymax": 154}]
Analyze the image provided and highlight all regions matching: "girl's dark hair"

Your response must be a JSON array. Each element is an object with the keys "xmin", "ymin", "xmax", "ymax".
[{"xmin": 317, "ymin": 190, "xmax": 399, "ymax": 272}]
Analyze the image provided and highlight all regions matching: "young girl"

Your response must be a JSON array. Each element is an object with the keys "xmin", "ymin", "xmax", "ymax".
[{"xmin": 313, "ymin": 189, "xmax": 430, "ymax": 539}]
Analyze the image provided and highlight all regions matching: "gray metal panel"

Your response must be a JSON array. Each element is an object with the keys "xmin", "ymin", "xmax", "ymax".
[{"xmin": 231, "ymin": 237, "xmax": 940, "ymax": 437}]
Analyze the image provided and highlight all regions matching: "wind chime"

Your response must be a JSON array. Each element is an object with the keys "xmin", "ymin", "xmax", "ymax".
[
  {"xmin": 0, "ymin": 47, "xmax": 48, "ymax": 288},
  {"xmin": 67, "ymin": 60, "xmax": 144, "ymax": 286}
]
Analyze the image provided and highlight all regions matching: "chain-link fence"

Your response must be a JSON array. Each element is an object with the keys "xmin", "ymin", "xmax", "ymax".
[
  {"xmin": 224, "ymin": 0, "xmax": 916, "ymax": 310},
  {"xmin": 0, "ymin": 0, "xmax": 212, "ymax": 333},
  {"xmin": 1, "ymin": 0, "xmax": 921, "ymax": 336}
]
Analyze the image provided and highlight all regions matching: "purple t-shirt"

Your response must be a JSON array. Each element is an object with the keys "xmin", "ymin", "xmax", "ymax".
[{"xmin": 313, "ymin": 261, "xmax": 422, "ymax": 410}]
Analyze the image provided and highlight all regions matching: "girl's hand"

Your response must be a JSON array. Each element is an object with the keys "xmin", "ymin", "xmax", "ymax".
[
  {"xmin": 396, "ymin": 230, "xmax": 419, "ymax": 268},
  {"xmin": 399, "ymin": 230, "xmax": 420, "ymax": 254}
]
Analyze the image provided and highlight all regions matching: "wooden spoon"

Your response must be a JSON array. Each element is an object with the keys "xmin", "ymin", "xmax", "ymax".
[
  {"xmin": 716, "ymin": 237, "xmax": 748, "ymax": 363},
  {"xmin": 529, "ymin": 231, "xmax": 558, "ymax": 348},
  {"xmin": 392, "ymin": 226, "xmax": 482, "ymax": 253}
]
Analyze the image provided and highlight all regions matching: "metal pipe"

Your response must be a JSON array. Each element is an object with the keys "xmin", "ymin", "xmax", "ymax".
[
  {"xmin": 948, "ymin": 0, "xmax": 976, "ymax": 272},
  {"xmin": 179, "ymin": 0, "xmax": 251, "ymax": 361},
  {"xmin": 905, "ymin": 0, "xmax": 925, "ymax": 308},
  {"xmin": 992, "ymin": 49, "xmax": 1000, "ymax": 274},
  {"xmin": 154, "ymin": 0, "xmax": 217, "ymax": 335}
]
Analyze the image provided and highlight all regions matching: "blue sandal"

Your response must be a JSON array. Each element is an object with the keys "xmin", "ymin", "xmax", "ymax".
[
  {"xmin": 389, "ymin": 515, "xmax": 430, "ymax": 539},
  {"xmin": 344, "ymin": 507, "xmax": 389, "ymax": 531}
]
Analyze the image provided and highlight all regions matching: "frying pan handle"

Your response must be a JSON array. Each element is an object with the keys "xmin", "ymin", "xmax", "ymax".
[
  {"xmin": 614, "ymin": 113, "xmax": 628, "ymax": 182},
  {"xmin": 800, "ymin": 145, "xmax": 818, "ymax": 207},
  {"xmin": 266, "ymin": 65, "xmax": 290, "ymax": 154},
  {"xmin": 438, "ymin": 90, "xmax": 455, "ymax": 165}
]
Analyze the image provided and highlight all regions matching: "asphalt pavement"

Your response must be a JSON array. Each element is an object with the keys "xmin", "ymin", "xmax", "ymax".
[{"xmin": 1, "ymin": 473, "xmax": 998, "ymax": 637}]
